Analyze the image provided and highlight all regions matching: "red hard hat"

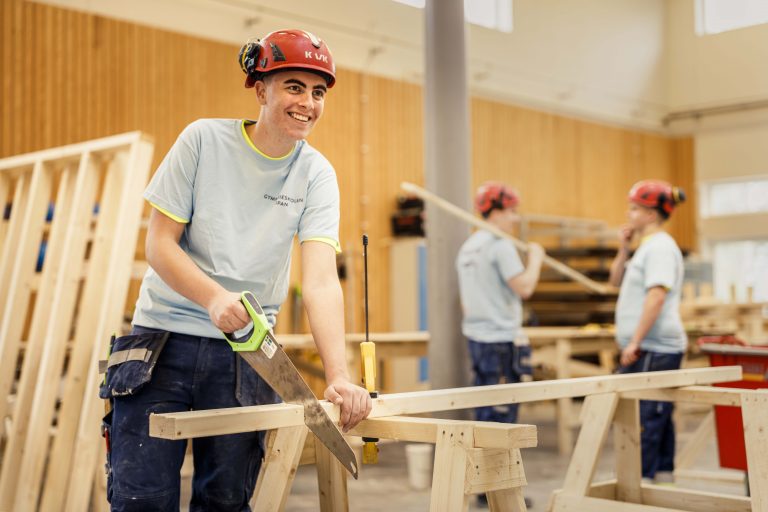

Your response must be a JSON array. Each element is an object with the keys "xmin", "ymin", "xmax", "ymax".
[
  {"xmin": 239, "ymin": 29, "xmax": 336, "ymax": 88},
  {"xmin": 475, "ymin": 182, "xmax": 520, "ymax": 217},
  {"xmin": 628, "ymin": 180, "xmax": 686, "ymax": 218}
]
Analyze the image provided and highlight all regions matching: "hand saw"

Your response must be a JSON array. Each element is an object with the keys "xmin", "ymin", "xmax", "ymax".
[{"xmin": 224, "ymin": 291, "xmax": 358, "ymax": 479}]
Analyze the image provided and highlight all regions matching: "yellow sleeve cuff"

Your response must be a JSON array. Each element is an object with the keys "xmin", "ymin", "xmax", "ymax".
[
  {"xmin": 149, "ymin": 201, "xmax": 189, "ymax": 224},
  {"xmin": 303, "ymin": 237, "xmax": 342, "ymax": 254}
]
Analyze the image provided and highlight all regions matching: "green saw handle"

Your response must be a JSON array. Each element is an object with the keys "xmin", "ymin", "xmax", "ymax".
[{"xmin": 223, "ymin": 291, "xmax": 270, "ymax": 352}]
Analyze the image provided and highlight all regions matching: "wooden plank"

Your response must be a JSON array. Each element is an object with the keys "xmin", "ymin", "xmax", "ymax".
[
  {"xmin": 0, "ymin": 166, "xmax": 72, "ymax": 434},
  {"xmin": 251, "ymin": 426, "xmax": 309, "ymax": 512},
  {"xmin": 560, "ymin": 393, "xmax": 619, "ymax": 497},
  {"xmin": 401, "ymin": 182, "xmax": 613, "ymax": 295},
  {"xmin": 464, "ymin": 448, "xmax": 526, "ymax": 494},
  {"xmin": 641, "ymin": 484, "xmax": 751, "ymax": 512},
  {"xmin": 0, "ymin": 160, "xmax": 53, "ymax": 506},
  {"xmin": 0, "ymin": 174, "xmax": 10, "ymax": 247},
  {"xmin": 487, "ymin": 486, "xmax": 528, "ymax": 512},
  {"xmin": 0, "ymin": 173, "xmax": 29, "ymax": 315},
  {"xmin": 63, "ymin": 138, "xmax": 154, "ymax": 512},
  {"xmin": 674, "ymin": 409, "xmax": 714, "ymax": 470},
  {"xmin": 349, "ymin": 416, "xmax": 537, "ymax": 449},
  {"xmin": 621, "ymin": 386, "xmax": 744, "ymax": 406},
  {"xmin": 429, "ymin": 424, "xmax": 471, "ymax": 512},
  {"xmin": 674, "ymin": 468, "xmax": 745, "ymax": 485},
  {"xmin": 0, "ymin": 131, "xmax": 145, "ymax": 170},
  {"xmin": 13, "ymin": 153, "xmax": 100, "ymax": 511},
  {"xmin": 552, "ymin": 495, "xmax": 681, "ymax": 512},
  {"xmin": 40, "ymin": 157, "xmax": 124, "ymax": 511},
  {"xmin": 613, "ymin": 398, "xmax": 642, "ymax": 503},
  {"xmin": 315, "ymin": 434, "xmax": 349, "ymax": 512},
  {"xmin": 150, "ymin": 367, "xmax": 742, "ymax": 440},
  {"xmin": 555, "ymin": 338, "xmax": 574, "ymax": 456},
  {"xmin": 742, "ymin": 390, "xmax": 768, "ymax": 512}
]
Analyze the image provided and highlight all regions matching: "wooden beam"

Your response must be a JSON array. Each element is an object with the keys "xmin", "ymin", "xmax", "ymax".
[
  {"xmin": 675, "ymin": 410, "xmax": 714, "ymax": 470},
  {"xmin": 640, "ymin": 483, "xmax": 752, "ymax": 512},
  {"xmin": 553, "ymin": 495, "xmax": 680, "ymax": 512},
  {"xmin": 621, "ymin": 386, "xmax": 744, "ymax": 406},
  {"xmin": 315, "ymin": 435, "xmax": 348, "ymax": 512},
  {"xmin": 429, "ymin": 424, "xmax": 472, "ymax": 512},
  {"xmin": 150, "ymin": 367, "xmax": 741, "ymax": 440},
  {"xmin": 742, "ymin": 390, "xmax": 768, "ymax": 512},
  {"xmin": 401, "ymin": 181, "xmax": 613, "ymax": 295},
  {"xmin": 613, "ymin": 399, "xmax": 642, "ymax": 504},
  {"xmin": 560, "ymin": 393, "xmax": 618, "ymax": 497},
  {"xmin": 349, "ymin": 416, "xmax": 537, "ymax": 449},
  {"xmin": 251, "ymin": 426, "xmax": 309, "ymax": 512},
  {"xmin": 464, "ymin": 448, "xmax": 526, "ymax": 494},
  {"xmin": 0, "ymin": 132, "xmax": 149, "ymax": 171}
]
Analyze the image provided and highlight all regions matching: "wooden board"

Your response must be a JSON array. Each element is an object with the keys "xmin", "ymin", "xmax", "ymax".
[{"xmin": 150, "ymin": 367, "xmax": 741, "ymax": 440}]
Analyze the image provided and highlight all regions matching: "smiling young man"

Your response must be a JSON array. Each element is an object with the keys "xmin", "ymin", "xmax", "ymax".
[
  {"xmin": 609, "ymin": 179, "xmax": 687, "ymax": 485},
  {"xmin": 101, "ymin": 30, "xmax": 371, "ymax": 511}
]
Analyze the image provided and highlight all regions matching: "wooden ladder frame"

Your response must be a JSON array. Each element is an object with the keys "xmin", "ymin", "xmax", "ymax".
[
  {"xmin": 550, "ymin": 386, "xmax": 768, "ymax": 512},
  {"xmin": 0, "ymin": 132, "xmax": 154, "ymax": 512}
]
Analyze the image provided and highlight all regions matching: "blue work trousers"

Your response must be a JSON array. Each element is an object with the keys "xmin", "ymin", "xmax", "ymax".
[
  {"xmin": 618, "ymin": 350, "xmax": 684, "ymax": 479},
  {"xmin": 468, "ymin": 339, "xmax": 532, "ymax": 423},
  {"xmin": 106, "ymin": 326, "xmax": 278, "ymax": 511}
]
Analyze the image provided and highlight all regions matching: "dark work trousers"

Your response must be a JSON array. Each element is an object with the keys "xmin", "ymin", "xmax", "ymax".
[
  {"xmin": 106, "ymin": 326, "xmax": 278, "ymax": 512},
  {"xmin": 468, "ymin": 339, "xmax": 532, "ymax": 423},
  {"xmin": 618, "ymin": 350, "xmax": 684, "ymax": 479}
]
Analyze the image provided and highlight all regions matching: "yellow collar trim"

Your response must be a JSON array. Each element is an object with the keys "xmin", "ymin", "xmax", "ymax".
[{"xmin": 241, "ymin": 120, "xmax": 295, "ymax": 161}]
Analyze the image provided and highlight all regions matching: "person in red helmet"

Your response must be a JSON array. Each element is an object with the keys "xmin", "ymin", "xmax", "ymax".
[
  {"xmin": 457, "ymin": 182, "xmax": 542, "ymax": 508},
  {"xmin": 101, "ymin": 29, "xmax": 371, "ymax": 511},
  {"xmin": 457, "ymin": 182, "xmax": 545, "ymax": 423},
  {"xmin": 609, "ymin": 179, "xmax": 687, "ymax": 484}
]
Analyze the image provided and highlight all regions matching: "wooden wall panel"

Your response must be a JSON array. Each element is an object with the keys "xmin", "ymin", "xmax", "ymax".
[
  {"xmin": 471, "ymin": 99, "xmax": 695, "ymax": 249},
  {"xmin": 2, "ymin": 0, "xmax": 695, "ymax": 336}
]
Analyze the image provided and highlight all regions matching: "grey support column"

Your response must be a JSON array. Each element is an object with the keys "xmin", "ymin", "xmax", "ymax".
[{"xmin": 424, "ymin": 0, "xmax": 472, "ymax": 415}]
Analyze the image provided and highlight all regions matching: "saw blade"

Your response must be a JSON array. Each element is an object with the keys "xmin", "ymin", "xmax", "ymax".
[{"xmin": 237, "ymin": 334, "xmax": 359, "ymax": 479}]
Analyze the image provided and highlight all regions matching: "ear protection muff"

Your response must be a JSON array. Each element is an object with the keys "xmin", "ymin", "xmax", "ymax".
[{"xmin": 238, "ymin": 39, "xmax": 262, "ymax": 84}]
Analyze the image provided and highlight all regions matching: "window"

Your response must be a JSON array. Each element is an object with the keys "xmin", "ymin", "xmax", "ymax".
[
  {"xmin": 392, "ymin": 0, "xmax": 513, "ymax": 33},
  {"xmin": 701, "ymin": 177, "xmax": 768, "ymax": 218},
  {"xmin": 712, "ymin": 240, "xmax": 768, "ymax": 302},
  {"xmin": 696, "ymin": 0, "xmax": 768, "ymax": 35}
]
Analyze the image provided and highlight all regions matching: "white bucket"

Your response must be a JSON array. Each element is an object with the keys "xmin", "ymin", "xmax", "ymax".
[{"xmin": 404, "ymin": 443, "xmax": 434, "ymax": 490}]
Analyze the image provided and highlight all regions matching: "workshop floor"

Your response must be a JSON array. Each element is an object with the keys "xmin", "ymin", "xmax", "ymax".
[{"xmin": 182, "ymin": 402, "xmax": 748, "ymax": 511}]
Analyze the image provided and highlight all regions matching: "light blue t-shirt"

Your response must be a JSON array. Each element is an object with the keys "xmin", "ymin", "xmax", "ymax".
[
  {"xmin": 615, "ymin": 231, "xmax": 686, "ymax": 353},
  {"xmin": 133, "ymin": 119, "xmax": 341, "ymax": 338},
  {"xmin": 456, "ymin": 230, "xmax": 526, "ymax": 343}
]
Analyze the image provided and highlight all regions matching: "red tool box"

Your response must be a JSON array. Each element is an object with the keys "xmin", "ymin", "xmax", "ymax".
[{"xmin": 698, "ymin": 336, "xmax": 768, "ymax": 471}]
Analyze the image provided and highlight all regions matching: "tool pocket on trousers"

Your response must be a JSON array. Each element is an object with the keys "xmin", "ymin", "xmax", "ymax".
[
  {"xmin": 235, "ymin": 356, "xmax": 279, "ymax": 407},
  {"xmin": 98, "ymin": 331, "xmax": 170, "ymax": 399}
]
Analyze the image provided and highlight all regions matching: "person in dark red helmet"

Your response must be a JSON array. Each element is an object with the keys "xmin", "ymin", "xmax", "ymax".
[
  {"xmin": 457, "ymin": 182, "xmax": 542, "ymax": 508},
  {"xmin": 102, "ymin": 29, "xmax": 371, "ymax": 511},
  {"xmin": 609, "ymin": 179, "xmax": 687, "ymax": 484},
  {"xmin": 457, "ymin": 182, "xmax": 545, "ymax": 423}
]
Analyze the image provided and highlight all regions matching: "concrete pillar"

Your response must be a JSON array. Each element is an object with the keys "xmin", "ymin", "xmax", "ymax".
[{"xmin": 424, "ymin": 0, "xmax": 472, "ymax": 414}]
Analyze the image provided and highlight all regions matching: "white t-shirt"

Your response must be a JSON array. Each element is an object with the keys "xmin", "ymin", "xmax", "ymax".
[
  {"xmin": 615, "ymin": 231, "xmax": 686, "ymax": 353},
  {"xmin": 133, "ymin": 119, "xmax": 340, "ymax": 338},
  {"xmin": 456, "ymin": 230, "xmax": 525, "ymax": 343}
]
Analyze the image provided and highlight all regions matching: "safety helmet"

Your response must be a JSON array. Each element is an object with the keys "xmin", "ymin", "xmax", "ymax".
[
  {"xmin": 628, "ymin": 180, "xmax": 686, "ymax": 219},
  {"xmin": 475, "ymin": 182, "xmax": 520, "ymax": 218},
  {"xmin": 238, "ymin": 29, "xmax": 336, "ymax": 88}
]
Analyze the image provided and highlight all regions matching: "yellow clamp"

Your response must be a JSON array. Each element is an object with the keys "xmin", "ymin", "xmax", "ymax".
[{"xmin": 360, "ymin": 341, "xmax": 378, "ymax": 464}]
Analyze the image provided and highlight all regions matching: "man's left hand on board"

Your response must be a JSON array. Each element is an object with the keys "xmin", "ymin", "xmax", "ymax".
[{"xmin": 324, "ymin": 378, "xmax": 373, "ymax": 433}]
